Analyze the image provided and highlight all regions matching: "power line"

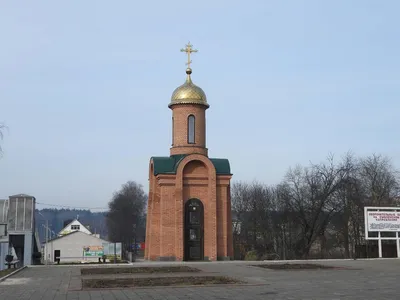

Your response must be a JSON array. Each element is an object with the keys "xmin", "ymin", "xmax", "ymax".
[{"xmin": 36, "ymin": 201, "xmax": 108, "ymax": 210}]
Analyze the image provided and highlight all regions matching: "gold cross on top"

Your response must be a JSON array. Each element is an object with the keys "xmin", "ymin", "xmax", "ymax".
[{"xmin": 180, "ymin": 42, "xmax": 198, "ymax": 69}]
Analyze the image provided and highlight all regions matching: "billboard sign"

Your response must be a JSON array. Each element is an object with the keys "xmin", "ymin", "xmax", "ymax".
[
  {"xmin": 83, "ymin": 245, "xmax": 104, "ymax": 257},
  {"xmin": 366, "ymin": 211, "xmax": 400, "ymax": 232},
  {"xmin": 102, "ymin": 242, "xmax": 122, "ymax": 260}
]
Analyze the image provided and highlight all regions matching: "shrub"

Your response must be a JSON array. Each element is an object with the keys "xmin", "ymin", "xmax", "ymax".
[{"xmin": 244, "ymin": 250, "xmax": 258, "ymax": 261}]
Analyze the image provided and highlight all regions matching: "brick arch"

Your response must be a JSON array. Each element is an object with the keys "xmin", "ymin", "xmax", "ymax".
[
  {"xmin": 176, "ymin": 154, "xmax": 216, "ymax": 185},
  {"xmin": 175, "ymin": 154, "xmax": 217, "ymax": 261},
  {"xmin": 182, "ymin": 160, "xmax": 207, "ymax": 178}
]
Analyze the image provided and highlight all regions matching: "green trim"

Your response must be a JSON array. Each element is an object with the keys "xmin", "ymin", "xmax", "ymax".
[
  {"xmin": 210, "ymin": 158, "xmax": 231, "ymax": 175},
  {"xmin": 151, "ymin": 155, "xmax": 231, "ymax": 176},
  {"xmin": 151, "ymin": 155, "xmax": 186, "ymax": 175}
]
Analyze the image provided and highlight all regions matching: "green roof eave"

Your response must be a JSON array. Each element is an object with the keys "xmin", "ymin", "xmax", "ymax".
[
  {"xmin": 151, "ymin": 155, "xmax": 232, "ymax": 176},
  {"xmin": 210, "ymin": 158, "xmax": 232, "ymax": 175},
  {"xmin": 151, "ymin": 155, "xmax": 186, "ymax": 176}
]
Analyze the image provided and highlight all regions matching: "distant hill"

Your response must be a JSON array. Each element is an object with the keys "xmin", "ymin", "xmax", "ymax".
[{"xmin": 35, "ymin": 209, "xmax": 108, "ymax": 243}]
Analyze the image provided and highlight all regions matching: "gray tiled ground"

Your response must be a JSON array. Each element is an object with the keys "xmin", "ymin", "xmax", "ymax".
[{"xmin": 0, "ymin": 259, "xmax": 399, "ymax": 299}]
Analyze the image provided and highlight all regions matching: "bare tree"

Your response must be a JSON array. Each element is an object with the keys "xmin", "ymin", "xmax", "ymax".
[
  {"xmin": 358, "ymin": 154, "xmax": 400, "ymax": 206},
  {"xmin": 250, "ymin": 182, "xmax": 276, "ymax": 256},
  {"xmin": 274, "ymin": 183, "xmax": 299, "ymax": 259},
  {"xmin": 231, "ymin": 181, "xmax": 251, "ymax": 232},
  {"xmin": 231, "ymin": 181, "xmax": 252, "ymax": 258},
  {"xmin": 282, "ymin": 154, "xmax": 350, "ymax": 258},
  {"xmin": 106, "ymin": 181, "xmax": 147, "ymax": 254},
  {"xmin": 231, "ymin": 181, "xmax": 276, "ymax": 259},
  {"xmin": 332, "ymin": 152, "xmax": 362, "ymax": 258}
]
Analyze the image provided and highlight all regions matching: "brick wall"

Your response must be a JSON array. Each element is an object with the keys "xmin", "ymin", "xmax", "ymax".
[
  {"xmin": 145, "ymin": 154, "xmax": 233, "ymax": 261},
  {"xmin": 145, "ymin": 100, "xmax": 233, "ymax": 261},
  {"xmin": 170, "ymin": 104, "xmax": 208, "ymax": 156}
]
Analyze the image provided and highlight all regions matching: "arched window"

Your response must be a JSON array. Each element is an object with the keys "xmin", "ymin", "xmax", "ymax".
[
  {"xmin": 172, "ymin": 117, "xmax": 174, "ymax": 146},
  {"xmin": 188, "ymin": 115, "xmax": 195, "ymax": 144}
]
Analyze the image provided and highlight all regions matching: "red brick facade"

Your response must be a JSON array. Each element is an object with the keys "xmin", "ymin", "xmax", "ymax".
[{"xmin": 144, "ymin": 97, "xmax": 233, "ymax": 261}]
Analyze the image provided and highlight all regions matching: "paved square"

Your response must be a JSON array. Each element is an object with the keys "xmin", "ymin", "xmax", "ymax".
[{"xmin": 0, "ymin": 259, "xmax": 399, "ymax": 299}]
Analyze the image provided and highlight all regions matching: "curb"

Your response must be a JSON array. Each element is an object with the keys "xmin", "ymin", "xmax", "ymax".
[
  {"xmin": 262, "ymin": 258, "xmax": 400, "ymax": 262},
  {"xmin": 30, "ymin": 263, "xmax": 130, "ymax": 268},
  {"xmin": 0, "ymin": 266, "xmax": 27, "ymax": 282}
]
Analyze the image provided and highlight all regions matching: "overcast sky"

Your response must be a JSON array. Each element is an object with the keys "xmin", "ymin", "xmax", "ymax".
[{"xmin": 1, "ymin": 0, "xmax": 399, "ymax": 211}]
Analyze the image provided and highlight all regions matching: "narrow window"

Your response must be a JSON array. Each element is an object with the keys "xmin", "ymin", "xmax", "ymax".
[
  {"xmin": 172, "ymin": 117, "xmax": 174, "ymax": 146},
  {"xmin": 188, "ymin": 115, "xmax": 195, "ymax": 144}
]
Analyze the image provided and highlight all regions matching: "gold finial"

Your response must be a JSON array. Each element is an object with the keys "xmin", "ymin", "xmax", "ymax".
[
  {"xmin": 169, "ymin": 42, "xmax": 208, "ymax": 108},
  {"xmin": 180, "ymin": 42, "xmax": 198, "ymax": 71}
]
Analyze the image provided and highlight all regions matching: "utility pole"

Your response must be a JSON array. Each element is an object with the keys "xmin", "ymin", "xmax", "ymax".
[
  {"xmin": 133, "ymin": 223, "xmax": 137, "ymax": 262},
  {"xmin": 282, "ymin": 224, "xmax": 286, "ymax": 260},
  {"xmin": 45, "ymin": 219, "xmax": 48, "ymax": 265},
  {"xmin": 38, "ymin": 212, "xmax": 50, "ymax": 265},
  {"xmin": 113, "ymin": 242, "xmax": 117, "ymax": 264}
]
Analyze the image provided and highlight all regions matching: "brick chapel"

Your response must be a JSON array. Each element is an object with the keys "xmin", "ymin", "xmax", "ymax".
[{"xmin": 144, "ymin": 43, "xmax": 233, "ymax": 261}]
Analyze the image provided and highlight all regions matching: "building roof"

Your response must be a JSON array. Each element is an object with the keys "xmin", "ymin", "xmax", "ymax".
[
  {"xmin": 168, "ymin": 44, "xmax": 209, "ymax": 109},
  {"xmin": 209, "ymin": 158, "xmax": 232, "ymax": 175},
  {"xmin": 169, "ymin": 68, "xmax": 209, "ymax": 108},
  {"xmin": 45, "ymin": 230, "xmax": 79, "ymax": 243},
  {"xmin": 43, "ymin": 230, "xmax": 107, "ymax": 244},
  {"xmin": 151, "ymin": 155, "xmax": 231, "ymax": 176},
  {"xmin": 58, "ymin": 219, "xmax": 92, "ymax": 235},
  {"xmin": 9, "ymin": 194, "xmax": 35, "ymax": 198}
]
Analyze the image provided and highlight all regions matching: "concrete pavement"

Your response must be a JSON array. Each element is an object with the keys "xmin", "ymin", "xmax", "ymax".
[{"xmin": 0, "ymin": 259, "xmax": 399, "ymax": 299}]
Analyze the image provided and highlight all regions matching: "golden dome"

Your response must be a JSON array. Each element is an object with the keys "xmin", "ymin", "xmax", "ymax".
[{"xmin": 168, "ymin": 68, "xmax": 209, "ymax": 108}]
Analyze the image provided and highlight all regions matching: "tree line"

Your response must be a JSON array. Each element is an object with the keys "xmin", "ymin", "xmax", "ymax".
[{"xmin": 232, "ymin": 153, "xmax": 400, "ymax": 260}]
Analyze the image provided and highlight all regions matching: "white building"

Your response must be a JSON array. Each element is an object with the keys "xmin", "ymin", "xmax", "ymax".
[
  {"xmin": 41, "ymin": 218, "xmax": 106, "ymax": 263},
  {"xmin": 43, "ymin": 230, "xmax": 109, "ymax": 263}
]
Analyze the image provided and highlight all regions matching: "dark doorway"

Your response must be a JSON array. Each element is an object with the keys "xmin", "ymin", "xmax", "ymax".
[
  {"xmin": 184, "ymin": 198, "xmax": 204, "ymax": 261},
  {"xmin": 54, "ymin": 250, "xmax": 60, "ymax": 262},
  {"xmin": 9, "ymin": 234, "xmax": 25, "ymax": 266}
]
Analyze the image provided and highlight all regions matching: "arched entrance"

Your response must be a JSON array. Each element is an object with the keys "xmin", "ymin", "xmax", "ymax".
[{"xmin": 184, "ymin": 198, "xmax": 204, "ymax": 261}]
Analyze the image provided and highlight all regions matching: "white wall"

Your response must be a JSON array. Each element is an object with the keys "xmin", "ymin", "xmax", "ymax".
[
  {"xmin": 0, "ymin": 242, "xmax": 8, "ymax": 270},
  {"xmin": 0, "ymin": 243, "xmax": 17, "ymax": 270},
  {"xmin": 44, "ymin": 231, "xmax": 108, "ymax": 263},
  {"xmin": 8, "ymin": 196, "xmax": 35, "ymax": 231}
]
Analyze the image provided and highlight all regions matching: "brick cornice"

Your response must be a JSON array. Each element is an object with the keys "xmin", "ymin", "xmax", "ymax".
[
  {"xmin": 216, "ymin": 175, "xmax": 232, "ymax": 186},
  {"xmin": 156, "ymin": 174, "xmax": 176, "ymax": 186}
]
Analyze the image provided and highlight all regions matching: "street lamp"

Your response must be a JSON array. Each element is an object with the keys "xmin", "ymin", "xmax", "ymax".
[
  {"xmin": 37, "ymin": 212, "xmax": 50, "ymax": 265},
  {"xmin": 133, "ymin": 223, "xmax": 137, "ymax": 262}
]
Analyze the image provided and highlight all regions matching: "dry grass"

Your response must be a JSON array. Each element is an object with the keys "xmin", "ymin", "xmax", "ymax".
[
  {"xmin": 254, "ymin": 263, "xmax": 341, "ymax": 270},
  {"xmin": 82, "ymin": 276, "xmax": 242, "ymax": 289},
  {"xmin": 0, "ymin": 268, "xmax": 17, "ymax": 278},
  {"xmin": 81, "ymin": 266, "xmax": 201, "ymax": 275}
]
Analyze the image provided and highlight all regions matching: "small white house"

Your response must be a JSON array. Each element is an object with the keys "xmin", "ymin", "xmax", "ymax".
[
  {"xmin": 58, "ymin": 219, "xmax": 92, "ymax": 237},
  {"xmin": 43, "ymin": 231, "xmax": 109, "ymax": 263}
]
